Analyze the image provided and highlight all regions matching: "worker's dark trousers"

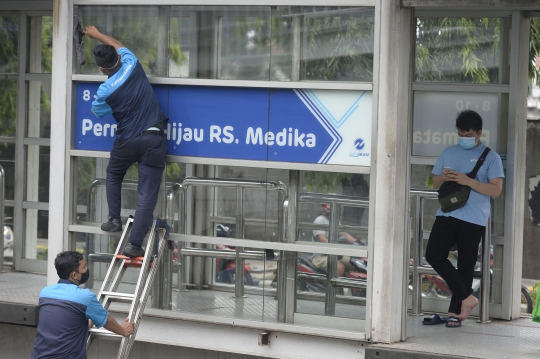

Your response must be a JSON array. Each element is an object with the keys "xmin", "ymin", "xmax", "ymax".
[
  {"xmin": 106, "ymin": 132, "xmax": 167, "ymax": 246},
  {"xmin": 425, "ymin": 216, "xmax": 484, "ymax": 315}
]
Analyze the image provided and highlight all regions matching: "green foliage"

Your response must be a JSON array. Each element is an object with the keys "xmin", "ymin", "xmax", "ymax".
[
  {"xmin": 304, "ymin": 171, "xmax": 353, "ymax": 193},
  {"xmin": 425, "ymin": 165, "xmax": 435, "ymax": 189},
  {"xmin": 0, "ymin": 16, "xmax": 19, "ymax": 137},
  {"xmin": 303, "ymin": 11, "xmax": 374, "ymax": 82},
  {"xmin": 532, "ymin": 282, "xmax": 539, "ymax": 306},
  {"xmin": 416, "ymin": 18, "xmax": 500, "ymax": 83},
  {"xmin": 530, "ymin": 18, "xmax": 540, "ymax": 87}
]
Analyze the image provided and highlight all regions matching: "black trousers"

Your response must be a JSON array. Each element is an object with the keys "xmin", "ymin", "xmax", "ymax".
[
  {"xmin": 106, "ymin": 132, "xmax": 167, "ymax": 246},
  {"xmin": 425, "ymin": 216, "xmax": 484, "ymax": 314}
]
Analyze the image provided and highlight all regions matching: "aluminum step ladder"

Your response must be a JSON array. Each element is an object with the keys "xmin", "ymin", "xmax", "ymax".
[{"xmin": 86, "ymin": 217, "xmax": 171, "ymax": 359}]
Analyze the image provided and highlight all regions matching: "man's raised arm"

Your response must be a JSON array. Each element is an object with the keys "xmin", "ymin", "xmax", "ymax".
[{"xmin": 84, "ymin": 26, "xmax": 124, "ymax": 50}]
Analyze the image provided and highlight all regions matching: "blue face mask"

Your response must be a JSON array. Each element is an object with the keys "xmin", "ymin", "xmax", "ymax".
[{"xmin": 458, "ymin": 136, "xmax": 477, "ymax": 149}]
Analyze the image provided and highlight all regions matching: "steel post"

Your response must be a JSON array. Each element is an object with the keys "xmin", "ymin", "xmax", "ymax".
[
  {"xmin": 0, "ymin": 166, "xmax": 4, "ymax": 272},
  {"xmin": 235, "ymin": 186, "xmax": 245, "ymax": 297},
  {"xmin": 324, "ymin": 203, "xmax": 340, "ymax": 316},
  {"xmin": 411, "ymin": 195, "xmax": 423, "ymax": 316},
  {"xmin": 478, "ymin": 216, "xmax": 491, "ymax": 323}
]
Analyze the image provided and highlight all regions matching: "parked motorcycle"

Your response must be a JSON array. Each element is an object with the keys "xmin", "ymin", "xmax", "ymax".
[
  {"xmin": 214, "ymin": 224, "xmax": 257, "ymax": 287},
  {"xmin": 3, "ymin": 225, "xmax": 13, "ymax": 263},
  {"xmin": 296, "ymin": 252, "xmax": 368, "ymax": 297}
]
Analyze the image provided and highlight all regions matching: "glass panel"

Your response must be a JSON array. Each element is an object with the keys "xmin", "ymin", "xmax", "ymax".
[
  {"xmin": 0, "ymin": 79, "xmax": 17, "ymax": 137},
  {"xmin": 218, "ymin": 11, "xmax": 271, "ymax": 80},
  {"xmin": 28, "ymin": 16, "xmax": 53, "ymax": 73},
  {"xmin": 300, "ymin": 7, "xmax": 374, "ymax": 82},
  {"xmin": 298, "ymin": 171, "xmax": 370, "ymax": 247},
  {"xmin": 412, "ymin": 91, "xmax": 501, "ymax": 157},
  {"xmin": 24, "ymin": 208, "xmax": 48, "ymax": 260},
  {"xmin": 24, "ymin": 145, "xmax": 50, "ymax": 202},
  {"xmin": 3, "ymin": 206, "xmax": 14, "ymax": 265},
  {"xmin": 167, "ymin": 6, "xmax": 374, "ymax": 82},
  {"xmin": 0, "ymin": 142, "xmax": 15, "ymax": 200},
  {"xmin": 26, "ymin": 80, "xmax": 51, "ymax": 138},
  {"xmin": 77, "ymin": 6, "xmax": 160, "ymax": 75},
  {"xmin": 295, "ymin": 249, "xmax": 366, "ymax": 326},
  {"xmin": 77, "ymin": 158, "xmax": 139, "ymax": 224},
  {"xmin": 0, "ymin": 16, "xmax": 19, "ymax": 74},
  {"xmin": 415, "ymin": 18, "xmax": 501, "ymax": 84},
  {"xmin": 168, "ymin": 15, "xmax": 191, "ymax": 78}
]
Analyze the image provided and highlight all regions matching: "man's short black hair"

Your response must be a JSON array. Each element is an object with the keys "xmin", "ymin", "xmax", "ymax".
[
  {"xmin": 55, "ymin": 251, "xmax": 83, "ymax": 279},
  {"xmin": 456, "ymin": 110, "xmax": 483, "ymax": 132},
  {"xmin": 93, "ymin": 44, "xmax": 118, "ymax": 69}
]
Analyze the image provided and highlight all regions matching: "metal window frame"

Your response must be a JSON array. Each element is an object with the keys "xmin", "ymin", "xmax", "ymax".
[
  {"xmin": 12, "ymin": 12, "xmax": 53, "ymax": 272},
  {"xmin": 407, "ymin": 10, "xmax": 527, "ymax": 322},
  {"xmin": 74, "ymin": 0, "xmax": 375, "ymax": 6}
]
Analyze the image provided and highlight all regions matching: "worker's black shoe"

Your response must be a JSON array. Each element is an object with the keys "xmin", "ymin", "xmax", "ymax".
[
  {"xmin": 101, "ymin": 217, "xmax": 122, "ymax": 232},
  {"xmin": 122, "ymin": 243, "xmax": 145, "ymax": 258}
]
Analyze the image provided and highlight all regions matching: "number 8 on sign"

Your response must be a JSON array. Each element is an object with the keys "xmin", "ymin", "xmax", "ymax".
[{"xmin": 83, "ymin": 90, "xmax": 91, "ymax": 101}]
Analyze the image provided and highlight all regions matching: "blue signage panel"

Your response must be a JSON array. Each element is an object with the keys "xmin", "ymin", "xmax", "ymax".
[
  {"xmin": 74, "ymin": 82, "xmax": 168, "ymax": 151},
  {"xmin": 267, "ymin": 89, "xmax": 334, "ymax": 163},
  {"xmin": 74, "ymin": 83, "xmax": 372, "ymax": 166},
  {"xmin": 167, "ymin": 86, "xmax": 269, "ymax": 160}
]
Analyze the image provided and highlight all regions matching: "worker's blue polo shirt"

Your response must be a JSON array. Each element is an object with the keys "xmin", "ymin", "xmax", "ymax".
[
  {"xmin": 30, "ymin": 279, "xmax": 108, "ymax": 359},
  {"xmin": 91, "ymin": 47, "xmax": 168, "ymax": 143}
]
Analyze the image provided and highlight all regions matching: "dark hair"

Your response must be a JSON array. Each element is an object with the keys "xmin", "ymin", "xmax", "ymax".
[
  {"xmin": 93, "ymin": 44, "xmax": 118, "ymax": 68},
  {"xmin": 456, "ymin": 110, "xmax": 483, "ymax": 132},
  {"xmin": 55, "ymin": 251, "xmax": 83, "ymax": 279}
]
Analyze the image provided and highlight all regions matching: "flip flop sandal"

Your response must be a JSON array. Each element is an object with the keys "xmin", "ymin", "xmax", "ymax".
[
  {"xmin": 445, "ymin": 316, "xmax": 462, "ymax": 328},
  {"xmin": 422, "ymin": 313, "xmax": 447, "ymax": 325}
]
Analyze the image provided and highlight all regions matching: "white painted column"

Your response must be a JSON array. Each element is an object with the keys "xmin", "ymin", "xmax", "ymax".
[
  {"xmin": 48, "ymin": 0, "xmax": 73, "ymax": 284},
  {"xmin": 503, "ymin": 11, "xmax": 529, "ymax": 320},
  {"xmin": 369, "ymin": 1, "xmax": 413, "ymax": 343}
]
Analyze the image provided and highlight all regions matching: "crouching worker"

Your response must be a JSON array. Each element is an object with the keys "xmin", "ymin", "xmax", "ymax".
[
  {"xmin": 425, "ymin": 110, "xmax": 503, "ymax": 328},
  {"xmin": 84, "ymin": 25, "xmax": 168, "ymax": 258},
  {"xmin": 30, "ymin": 251, "xmax": 134, "ymax": 359}
]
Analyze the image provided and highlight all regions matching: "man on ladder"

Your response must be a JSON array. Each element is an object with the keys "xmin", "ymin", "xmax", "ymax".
[{"xmin": 84, "ymin": 25, "xmax": 168, "ymax": 258}]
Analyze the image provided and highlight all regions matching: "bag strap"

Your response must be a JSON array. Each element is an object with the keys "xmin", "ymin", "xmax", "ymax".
[{"xmin": 467, "ymin": 147, "xmax": 491, "ymax": 179}]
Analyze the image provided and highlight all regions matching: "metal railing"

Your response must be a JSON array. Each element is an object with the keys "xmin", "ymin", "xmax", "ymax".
[
  {"xmin": 298, "ymin": 193, "xmax": 369, "ymax": 316},
  {"xmin": 170, "ymin": 177, "xmax": 288, "ymax": 298},
  {"xmin": 409, "ymin": 189, "xmax": 491, "ymax": 323},
  {"xmin": 0, "ymin": 165, "xmax": 4, "ymax": 272}
]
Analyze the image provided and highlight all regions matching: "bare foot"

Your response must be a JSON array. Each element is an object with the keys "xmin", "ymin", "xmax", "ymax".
[{"xmin": 457, "ymin": 295, "xmax": 478, "ymax": 320}]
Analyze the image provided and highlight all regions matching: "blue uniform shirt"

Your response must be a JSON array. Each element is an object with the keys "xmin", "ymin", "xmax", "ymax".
[
  {"xmin": 432, "ymin": 143, "xmax": 504, "ymax": 226},
  {"xmin": 91, "ymin": 47, "xmax": 168, "ymax": 142},
  {"xmin": 30, "ymin": 279, "xmax": 108, "ymax": 359}
]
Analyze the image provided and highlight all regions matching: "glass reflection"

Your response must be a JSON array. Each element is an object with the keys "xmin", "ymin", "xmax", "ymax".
[
  {"xmin": 77, "ymin": 6, "xmax": 160, "ymax": 75},
  {"xmin": 0, "ymin": 80, "xmax": 17, "ymax": 137},
  {"xmin": 26, "ymin": 80, "xmax": 51, "ymax": 138},
  {"xmin": 0, "ymin": 142, "xmax": 15, "ymax": 200},
  {"xmin": 0, "ymin": 16, "xmax": 18, "ymax": 74},
  {"xmin": 415, "ymin": 18, "xmax": 501, "ymax": 83}
]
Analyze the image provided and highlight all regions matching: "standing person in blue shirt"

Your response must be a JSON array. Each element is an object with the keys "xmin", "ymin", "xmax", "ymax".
[
  {"xmin": 425, "ymin": 110, "xmax": 504, "ymax": 328},
  {"xmin": 31, "ymin": 251, "xmax": 134, "ymax": 359},
  {"xmin": 84, "ymin": 26, "xmax": 168, "ymax": 258}
]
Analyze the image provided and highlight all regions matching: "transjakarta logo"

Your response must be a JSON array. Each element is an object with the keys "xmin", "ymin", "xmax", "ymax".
[
  {"xmin": 349, "ymin": 137, "xmax": 369, "ymax": 157},
  {"xmin": 354, "ymin": 138, "xmax": 365, "ymax": 150}
]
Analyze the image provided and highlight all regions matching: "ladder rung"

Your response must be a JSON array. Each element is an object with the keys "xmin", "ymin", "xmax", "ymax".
[
  {"xmin": 101, "ymin": 291, "xmax": 135, "ymax": 303},
  {"xmin": 89, "ymin": 328, "xmax": 122, "ymax": 340}
]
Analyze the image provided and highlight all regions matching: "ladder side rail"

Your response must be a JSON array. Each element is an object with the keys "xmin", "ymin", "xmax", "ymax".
[
  {"xmin": 126, "ymin": 221, "xmax": 158, "ymax": 325},
  {"xmin": 97, "ymin": 218, "xmax": 134, "ymax": 301},
  {"xmin": 119, "ymin": 228, "xmax": 168, "ymax": 359}
]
